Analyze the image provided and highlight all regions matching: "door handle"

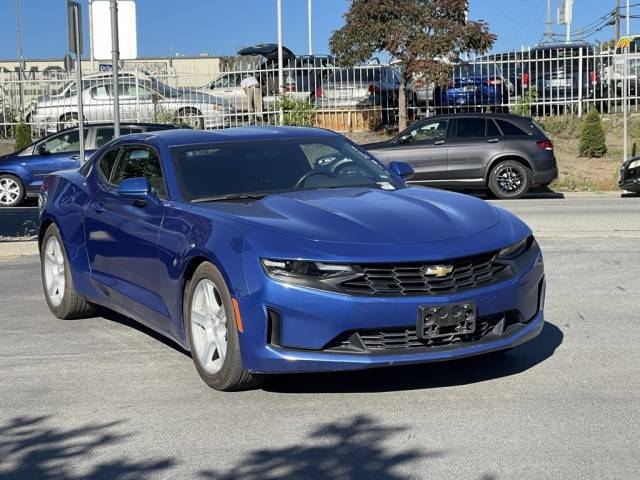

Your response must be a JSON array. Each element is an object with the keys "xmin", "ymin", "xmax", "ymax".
[
  {"xmin": 70, "ymin": 154, "xmax": 80, "ymax": 161},
  {"xmin": 487, "ymin": 138, "xmax": 500, "ymax": 143},
  {"xmin": 91, "ymin": 202, "xmax": 104, "ymax": 213},
  {"xmin": 433, "ymin": 140, "xmax": 446, "ymax": 145}
]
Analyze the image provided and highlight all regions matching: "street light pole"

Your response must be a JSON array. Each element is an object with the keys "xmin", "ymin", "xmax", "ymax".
[
  {"xmin": 15, "ymin": 0, "xmax": 25, "ymax": 122},
  {"xmin": 276, "ymin": 0, "xmax": 284, "ymax": 125},
  {"xmin": 307, "ymin": 0, "xmax": 313, "ymax": 56},
  {"xmin": 627, "ymin": 0, "xmax": 631, "ymax": 35},
  {"xmin": 110, "ymin": 0, "xmax": 120, "ymax": 138}
]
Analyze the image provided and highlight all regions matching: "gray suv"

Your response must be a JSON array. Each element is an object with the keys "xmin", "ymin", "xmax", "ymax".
[{"xmin": 363, "ymin": 113, "xmax": 558, "ymax": 199}]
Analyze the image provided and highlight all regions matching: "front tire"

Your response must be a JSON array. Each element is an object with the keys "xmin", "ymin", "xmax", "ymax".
[
  {"xmin": 488, "ymin": 160, "xmax": 531, "ymax": 200},
  {"xmin": 179, "ymin": 108, "xmax": 205, "ymax": 130},
  {"xmin": 0, "ymin": 174, "xmax": 24, "ymax": 207},
  {"xmin": 40, "ymin": 223, "xmax": 96, "ymax": 319},
  {"xmin": 184, "ymin": 262, "xmax": 263, "ymax": 391}
]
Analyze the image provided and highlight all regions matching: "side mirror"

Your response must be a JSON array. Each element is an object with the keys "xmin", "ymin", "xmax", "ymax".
[
  {"xmin": 37, "ymin": 144, "xmax": 50, "ymax": 156},
  {"xmin": 397, "ymin": 134, "xmax": 412, "ymax": 145},
  {"xmin": 117, "ymin": 177, "xmax": 151, "ymax": 198},
  {"xmin": 389, "ymin": 161, "xmax": 415, "ymax": 181}
]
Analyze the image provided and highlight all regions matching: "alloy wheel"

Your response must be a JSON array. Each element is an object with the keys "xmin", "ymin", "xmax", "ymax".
[
  {"xmin": 496, "ymin": 166, "xmax": 524, "ymax": 194},
  {"xmin": 0, "ymin": 177, "xmax": 21, "ymax": 206},
  {"xmin": 190, "ymin": 279, "xmax": 228, "ymax": 374},
  {"xmin": 43, "ymin": 236, "xmax": 66, "ymax": 307}
]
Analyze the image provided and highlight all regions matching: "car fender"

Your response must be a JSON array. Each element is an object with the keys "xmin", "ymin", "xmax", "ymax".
[
  {"xmin": 485, "ymin": 152, "xmax": 534, "ymax": 180},
  {"xmin": 0, "ymin": 163, "xmax": 29, "ymax": 186}
]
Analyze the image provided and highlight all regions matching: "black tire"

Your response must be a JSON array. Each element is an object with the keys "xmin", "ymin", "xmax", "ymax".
[
  {"xmin": 179, "ymin": 108, "xmax": 205, "ymax": 130},
  {"xmin": 0, "ymin": 174, "xmax": 25, "ymax": 207},
  {"xmin": 488, "ymin": 160, "xmax": 531, "ymax": 200},
  {"xmin": 40, "ymin": 223, "xmax": 96, "ymax": 319},
  {"xmin": 184, "ymin": 262, "xmax": 263, "ymax": 391}
]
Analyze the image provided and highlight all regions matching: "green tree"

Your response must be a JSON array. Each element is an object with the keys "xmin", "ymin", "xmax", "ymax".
[
  {"xmin": 579, "ymin": 107, "xmax": 607, "ymax": 158},
  {"xmin": 14, "ymin": 122, "xmax": 31, "ymax": 151},
  {"xmin": 330, "ymin": 0, "xmax": 496, "ymax": 130}
]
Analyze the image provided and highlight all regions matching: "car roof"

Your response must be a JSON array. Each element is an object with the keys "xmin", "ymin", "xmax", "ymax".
[
  {"xmin": 139, "ymin": 126, "xmax": 341, "ymax": 147},
  {"xmin": 420, "ymin": 112, "xmax": 530, "ymax": 121}
]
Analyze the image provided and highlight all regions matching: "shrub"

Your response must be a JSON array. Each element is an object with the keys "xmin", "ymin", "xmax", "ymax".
[
  {"xmin": 14, "ymin": 122, "xmax": 32, "ymax": 151},
  {"xmin": 513, "ymin": 88, "xmax": 536, "ymax": 117},
  {"xmin": 579, "ymin": 107, "xmax": 607, "ymax": 158},
  {"xmin": 274, "ymin": 94, "xmax": 316, "ymax": 127}
]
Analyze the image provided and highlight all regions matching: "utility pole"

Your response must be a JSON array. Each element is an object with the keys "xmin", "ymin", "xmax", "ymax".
[
  {"xmin": 544, "ymin": 0, "xmax": 554, "ymax": 43},
  {"xmin": 276, "ymin": 0, "xmax": 284, "ymax": 125},
  {"xmin": 626, "ymin": 0, "xmax": 631, "ymax": 35},
  {"xmin": 110, "ymin": 0, "xmax": 120, "ymax": 138},
  {"xmin": 615, "ymin": 0, "xmax": 621, "ymax": 42},
  {"xmin": 566, "ymin": 0, "xmax": 573, "ymax": 42},
  {"xmin": 307, "ymin": 0, "xmax": 313, "ymax": 56},
  {"xmin": 15, "ymin": 0, "xmax": 25, "ymax": 121}
]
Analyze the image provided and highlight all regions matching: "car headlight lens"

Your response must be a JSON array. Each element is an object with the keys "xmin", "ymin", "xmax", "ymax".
[
  {"xmin": 627, "ymin": 159, "xmax": 640, "ymax": 169},
  {"xmin": 497, "ymin": 236, "xmax": 534, "ymax": 260},
  {"xmin": 261, "ymin": 258, "xmax": 358, "ymax": 290}
]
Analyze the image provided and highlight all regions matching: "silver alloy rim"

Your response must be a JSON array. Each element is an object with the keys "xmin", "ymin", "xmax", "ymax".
[
  {"xmin": 497, "ymin": 166, "xmax": 524, "ymax": 194},
  {"xmin": 190, "ymin": 279, "xmax": 228, "ymax": 374},
  {"xmin": 43, "ymin": 236, "xmax": 66, "ymax": 307},
  {"xmin": 0, "ymin": 177, "xmax": 21, "ymax": 205}
]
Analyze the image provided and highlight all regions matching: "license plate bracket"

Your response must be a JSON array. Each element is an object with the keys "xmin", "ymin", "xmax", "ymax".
[{"xmin": 417, "ymin": 302, "xmax": 477, "ymax": 340}]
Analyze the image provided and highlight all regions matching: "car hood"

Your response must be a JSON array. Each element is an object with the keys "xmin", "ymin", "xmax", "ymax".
[{"xmin": 197, "ymin": 187, "xmax": 500, "ymax": 245}]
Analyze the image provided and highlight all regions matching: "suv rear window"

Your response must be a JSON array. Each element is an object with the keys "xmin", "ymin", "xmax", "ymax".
[{"xmin": 496, "ymin": 120, "xmax": 528, "ymax": 136}]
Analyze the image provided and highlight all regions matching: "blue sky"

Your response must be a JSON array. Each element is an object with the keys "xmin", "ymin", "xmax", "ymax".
[{"xmin": 0, "ymin": 0, "xmax": 639, "ymax": 60}]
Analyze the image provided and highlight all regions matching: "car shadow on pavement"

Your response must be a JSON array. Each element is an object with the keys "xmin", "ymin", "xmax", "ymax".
[
  {"xmin": 198, "ymin": 414, "xmax": 465, "ymax": 480},
  {"xmin": 264, "ymin": 321, "xmax": 563, "ymax": 394},
  {"xmin": 0, "ymin": 415, "xmax": 174, "ymax": 480}
]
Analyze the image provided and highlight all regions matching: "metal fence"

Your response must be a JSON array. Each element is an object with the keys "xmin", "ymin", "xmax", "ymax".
[{"xmin": 3, "ymin": 45, "xmax": 640, "ymax": 138}]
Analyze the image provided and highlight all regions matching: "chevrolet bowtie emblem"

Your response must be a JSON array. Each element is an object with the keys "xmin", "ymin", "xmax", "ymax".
[{"xmin": 424, "ymin": 265, "xmax": 454, "ymax": 277}]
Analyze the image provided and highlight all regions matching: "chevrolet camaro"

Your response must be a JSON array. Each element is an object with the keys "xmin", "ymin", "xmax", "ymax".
[{"xmin": 38, "ymin": 127, "xmax": 545, "ymax": 391}]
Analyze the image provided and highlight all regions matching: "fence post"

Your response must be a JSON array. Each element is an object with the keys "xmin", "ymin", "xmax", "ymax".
[{"xmin": 578, "ymin": 47, "xmax": 583, "ymax": 117}]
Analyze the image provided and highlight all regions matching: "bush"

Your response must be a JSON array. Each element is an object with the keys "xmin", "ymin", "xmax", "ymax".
[
  {"xmin": 579, "ymin": 107, "xmax": 607, "ymax": 158},
  {"xmin": 14, "ymin": 122, "xmax": 32, "ymax": 151},
  {"xmin": 513, "ymin": 88, "xmax": 536, "ymax": 117},
  {"xmin": 274, "ymin": 94, "xmax": 316, "ymax": 127}
]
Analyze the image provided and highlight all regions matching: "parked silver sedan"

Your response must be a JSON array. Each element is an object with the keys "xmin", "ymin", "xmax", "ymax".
[{"xmin": 31, "ymin": 74, "xmax": 233, "ymax": 132}]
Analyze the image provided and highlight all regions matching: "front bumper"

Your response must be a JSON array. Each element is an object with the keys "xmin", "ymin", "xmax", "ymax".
[{"xmin": 238, "ymin": 246, "xmax": 545, "ymax": 374}]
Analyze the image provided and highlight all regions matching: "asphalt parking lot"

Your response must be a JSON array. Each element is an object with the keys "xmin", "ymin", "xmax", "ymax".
[{"xmin": 1, "ymin": 193, "xmax": 639, "ymax": 480}]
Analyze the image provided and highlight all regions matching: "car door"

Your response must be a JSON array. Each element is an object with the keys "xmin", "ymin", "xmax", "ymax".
[
  {"xmin": 446, "ymin": 117, "xmax": 504, "ymax": 181},
  {"xmin": 84, "ymin": 144, "xmax": 169, "ymax": 329},
  {"xmin": 376, "ymin": 118, "xmax": 450, "ymax": 182},
  {"xmin": 26, "ymin": 128, "xmax": 85, "ymax": 191}
]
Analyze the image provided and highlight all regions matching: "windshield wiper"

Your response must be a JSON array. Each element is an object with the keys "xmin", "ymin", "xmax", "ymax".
[{"xmin": 192, "ymin": 193, "xmax": 267, "ymax": 203}]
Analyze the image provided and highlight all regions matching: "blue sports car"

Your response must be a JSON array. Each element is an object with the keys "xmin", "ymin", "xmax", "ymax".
[{"xmin": 38, "ymin": 127, "xmax": 545, "ymax": 391}]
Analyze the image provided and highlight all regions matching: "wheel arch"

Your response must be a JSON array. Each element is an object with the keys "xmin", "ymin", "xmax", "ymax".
[{"xmin": 485, "ymin": 155, "xmax": 533, "ymax": 181}]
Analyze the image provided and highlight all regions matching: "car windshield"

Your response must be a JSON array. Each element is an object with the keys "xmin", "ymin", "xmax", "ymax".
[{"xmin": 170, "ymin": 137, "xmax": 403, "ymax": 202}]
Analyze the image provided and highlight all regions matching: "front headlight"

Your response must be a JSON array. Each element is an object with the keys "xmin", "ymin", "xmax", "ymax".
[
  {"xmin": 497, "ymin": 236, "xmax": 534, "ymax": 260},
  {"xmin": 261, "ymin": 258, "xmax": 359, "ymax": 291},
  {"xmin": 627, "ymin": 159, "xmax": 640, "ymax": 170}
]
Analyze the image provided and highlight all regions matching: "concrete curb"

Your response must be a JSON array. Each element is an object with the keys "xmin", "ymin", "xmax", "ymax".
[{"xmin": 0, "ymin": 241, "xmax": 38, "ymax": 258}]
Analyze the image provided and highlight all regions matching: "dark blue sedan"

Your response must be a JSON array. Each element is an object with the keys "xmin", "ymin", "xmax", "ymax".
[
  {"xmin": 0, "ymin": 123, "xmax": 182, "ymax": 207},
  {"xmin": 38, "ymin": 127, "xmax": 545, "ymax": 390}
]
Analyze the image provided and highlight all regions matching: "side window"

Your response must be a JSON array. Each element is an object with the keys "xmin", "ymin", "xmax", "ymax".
[
  {"xmin": 98, "ymin": 148, "xmax": 121, "ymax": 183},
  {"xmin": 495, "ymin": 120, "xmax": 528, "ymax": 136},
  {"xmin": 406, "ymin": 120, "xmax": 448, "ymax": 144},
  {"xmin": 95, "ymin": 127, "xmax": 143, "ymax": 148},
  {"xmin": 41, "ymin": 130, "xmax": 81, "ymax": 154},
  {"xmin": 90, "ymin": 85, "xmax": 110, "ymax": 100},
  {"xmin": 455, "ymin": 118, "xmax": 486, "ymax": 139},
  {"xmin": 112, "ymin": 147, "xmax": 167, "ymax": 198},
  {"xmin": 487, "ymin": 120, "xmax": 502, "ymax": 137}
]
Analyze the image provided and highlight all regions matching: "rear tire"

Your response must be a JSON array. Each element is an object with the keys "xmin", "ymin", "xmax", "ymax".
[
  {"xmin": 58, "ymin": 113, "xmax": 79, "ymax": 131},
  {"xmin": 184, "ymin": 262, "xmax": 263, "ymax": 391},
  {"xmin": 40, "ymin": 223, "xmax": 96, "ymax": 319},
  {"xmin": 488, "ymin": 160, "xmax": 531, "ymax": 200}
]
